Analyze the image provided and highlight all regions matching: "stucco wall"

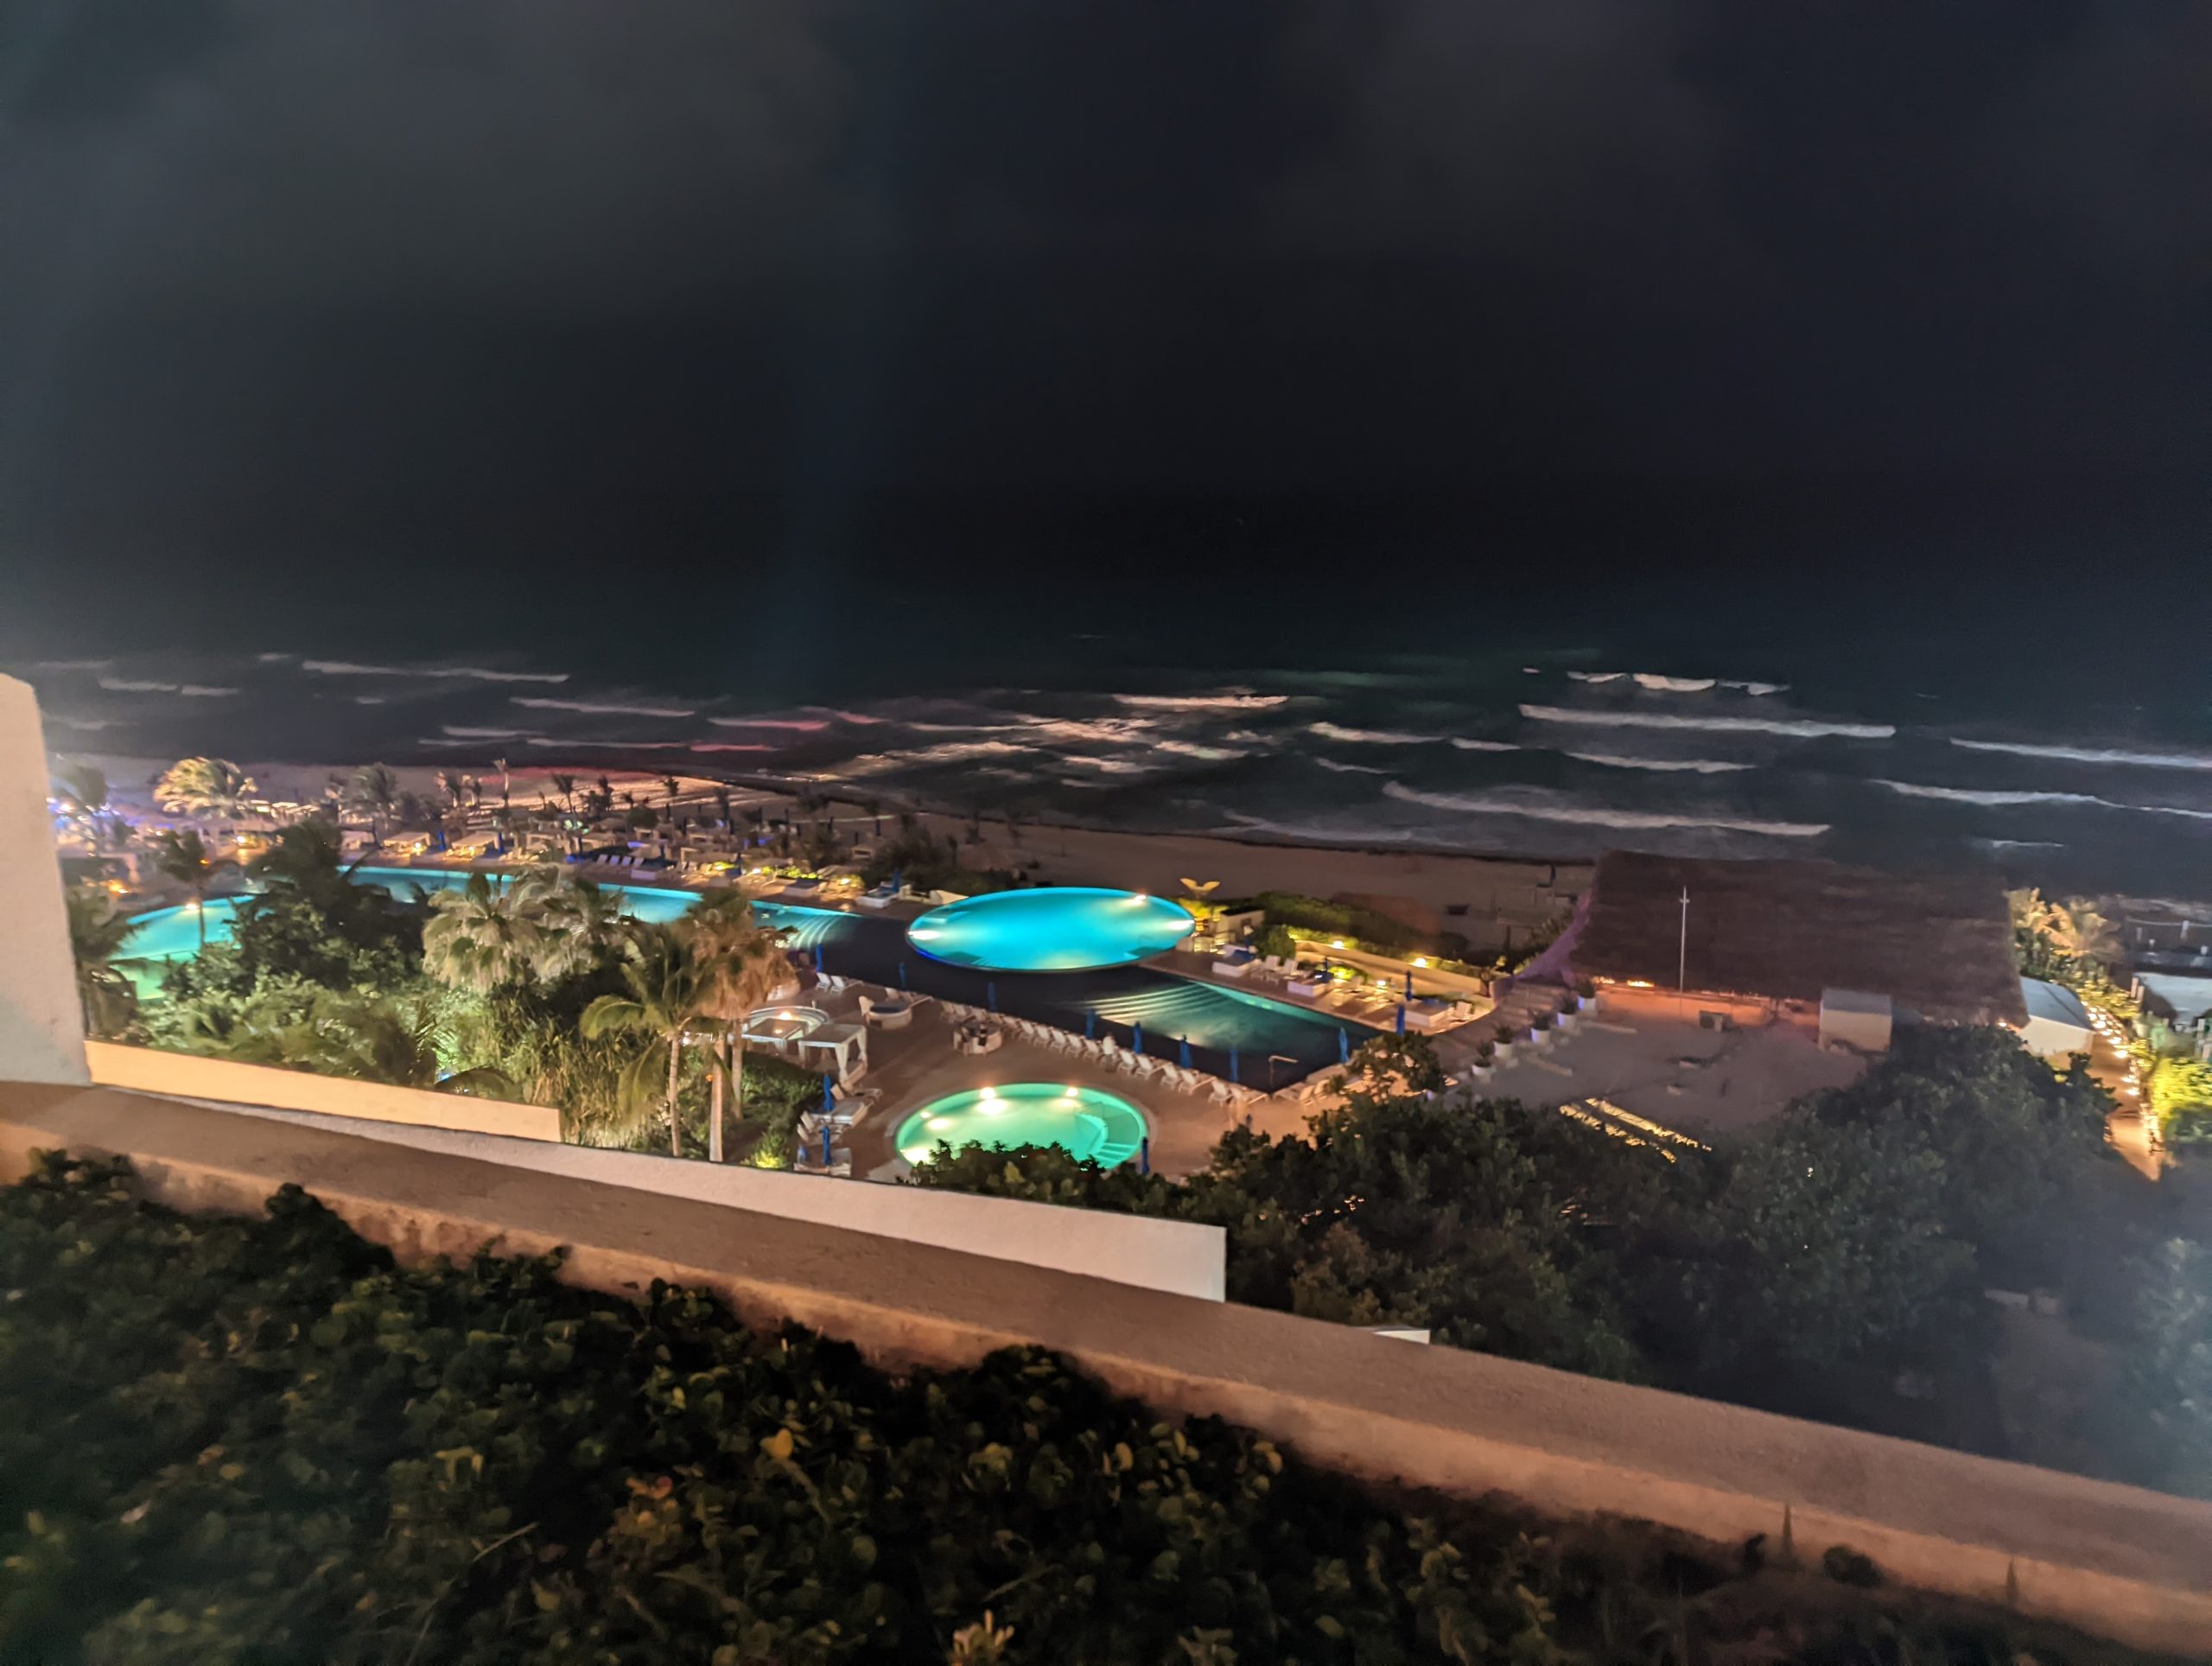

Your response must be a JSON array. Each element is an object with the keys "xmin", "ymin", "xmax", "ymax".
[
  {"xmin": 86, "ymin": 1042, "xmax": 563, "ymax": 1141},
  {"xmin": 0, "ymin": 677, "xmax": 90, "ymax": 1086},
  {"xmin": 207, "ymin": 1096, "xmax": 1225, "ymax": 1301},
  {"xmin": 3, "ymin": 1082, "xmax": 2207, "ymax": 1656}
]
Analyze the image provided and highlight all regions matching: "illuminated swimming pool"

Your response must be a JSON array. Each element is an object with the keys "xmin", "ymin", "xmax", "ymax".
[
  {"xmin": 119, "ymin": 869, "xmax": 844, "ymax": 965},
  {"xmin": 894, "ymin": 1082, "xmax": 1149, "ymax": 1169},
  {"xmin": 906, "ymin": 887, "xmax": 1194, "ymax": 972}
]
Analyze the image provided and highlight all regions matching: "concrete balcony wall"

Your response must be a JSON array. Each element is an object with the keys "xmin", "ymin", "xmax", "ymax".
[
  {"xmin": 0, "ymin": 677, "xmax": 89, "ymax": 1087},
  {"xmin": 194, "ymin": 1091, "xmax": 1226, "ymax": 1301},
  {"xmin": 3, "ymin": 1081, "xmax": 2208, "ymax": 1656},
  {"xmin": 87, "ymin": 1041, "xmax": 563, "ymax": 1141}
]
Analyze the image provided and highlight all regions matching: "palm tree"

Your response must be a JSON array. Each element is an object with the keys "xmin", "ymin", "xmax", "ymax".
[
  {"xmin": 149, "ymin": 828, "xmax": 236, "ymax": 946},
  {"xmin": 688, "ymin": 893, "xmax": 795, "ymax": 1162},
  {"xmin": 493, "ymin": 756, "xmax": 512, "ymax": 809},
  {"xmin": 550, "ymin": 773, "xmax": 578, "ymax": 814},
  {"xmin": 712, "ymin": 786, "xmax": 733, "ymax": 830},
  {"xmin": 53, "ymin": 761, "xmax": 111, "ymax": 847},
  {"xmin": 65, "ymin": 886, "xmax": 137, "ymax": 1038},
  {"xmin": 581, "ymin": 931, "xmax": 723, "ymax": 1155},
  {"xmin": 421, "ymin": 872, "xmax": 550, "ymax": 991},
  {"xmin": 436, "ymin": 770, "xmax": 464, "ymax": 811},
  {"xmin": 661, "ymin": 774, "xmax": 681, "ymax": 808},
  {"xmin": 534, "ymin": 874, "xmax": 636, "ymax": 978},
  {"xmin": 153, "ymin": 757, "xmax": 256, "ymax": 828},
  {"xmin": 296, "ymin": 994, "xmax": 515, "ymax": 1097},
  {"xmin": 347, "ymin": 763, "xmax": 401, "ymax": 843}
]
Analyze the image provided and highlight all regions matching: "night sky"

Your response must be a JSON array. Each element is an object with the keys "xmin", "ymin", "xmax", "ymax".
[{"xmin": 2, "ymin": 2, "xmax": 2206, "ymax": 662}]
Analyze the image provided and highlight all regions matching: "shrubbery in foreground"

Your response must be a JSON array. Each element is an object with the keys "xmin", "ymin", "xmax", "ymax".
[{"xmin": 0, "ymin": 1156, "xmax": 2163, "ymax": 1664}]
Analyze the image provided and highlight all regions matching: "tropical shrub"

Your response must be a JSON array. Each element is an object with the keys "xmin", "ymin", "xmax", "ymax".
[{"xmin": 0, "ymin": 1155, "xmax": 2153, "ymax": 1664}]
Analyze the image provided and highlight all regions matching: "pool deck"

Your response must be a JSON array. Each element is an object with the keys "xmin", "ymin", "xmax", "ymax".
[{"xmin": 794, "ymin": 987, "xmax": 1263, "ymax": 1181}]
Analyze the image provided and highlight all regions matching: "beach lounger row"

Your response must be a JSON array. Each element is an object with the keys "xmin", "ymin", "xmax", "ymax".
[{"xmin": 933, "ymin": 1009, "xmax": 1265, "ymax": 1107}]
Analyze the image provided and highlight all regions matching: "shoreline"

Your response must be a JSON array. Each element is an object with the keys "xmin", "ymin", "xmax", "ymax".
[{"xmin": 73, "ymin": 751, "xmax": 2212, "ymax": 927}]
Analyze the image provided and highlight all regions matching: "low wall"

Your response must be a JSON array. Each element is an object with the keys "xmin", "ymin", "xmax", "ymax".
[
  {"xmin": 86, "ymin": 1042, "xmax": 563, "ymax": 1142},
  {"xmin": 210, "ymin": 1098, "xmax": 1225, "ymax": 1301},
  {"xmin": 3, "ymin": 1083, "xmax": 2209, "ymax": 1656}
]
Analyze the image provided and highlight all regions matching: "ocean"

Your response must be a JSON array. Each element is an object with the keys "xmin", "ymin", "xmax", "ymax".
[{"xmin": 12, "ymin": 597, "xmax": 2211, "ymax": 905}]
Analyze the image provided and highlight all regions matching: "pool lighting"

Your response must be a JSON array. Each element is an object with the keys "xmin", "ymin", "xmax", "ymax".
[
  {"xmin": 1332, "ymin": 938, "xmax": 1345, "ymax": 950},
  {"xmin": 1412, "ymin": 957, "xmax": 1427, "ymax": 968},
  {"xmin": 979, "ymin": 1085, "xmax": 997, "ymax": 1098},
  {"xmin": 927, "ymin": 1116, "xmax": 956, "ymax": 1131}
]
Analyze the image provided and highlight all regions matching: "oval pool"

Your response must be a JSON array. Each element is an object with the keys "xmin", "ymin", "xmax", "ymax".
[
  {"xmin": 895, "ymin": 1083, "xmax": 1149, "ymax": 1170},
  {"xmin": 905, "ymin": 887, "xmax": 1193, "ymax": 972}
]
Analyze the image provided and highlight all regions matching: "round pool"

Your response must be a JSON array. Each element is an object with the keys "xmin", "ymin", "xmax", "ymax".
[
  {"xmin": 895, "ymin": 1083, "xmax": 1149, "ymax": 1170},
  {"xmin": 905, "ymin": 887, "xmax": 1194, "ymax": 972}
]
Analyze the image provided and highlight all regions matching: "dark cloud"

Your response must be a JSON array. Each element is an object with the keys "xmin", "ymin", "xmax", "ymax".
[{"xmin": 0, "ymin": 0, "xmax": 2204, "ymax": 614}]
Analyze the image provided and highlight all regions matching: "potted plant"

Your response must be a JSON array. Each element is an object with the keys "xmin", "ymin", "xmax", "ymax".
[
  {"xmin": 1491, "ymin": 1022, "xmax": 1516, "ymax": 1063},
  {"xmin": 1556, "ymin": 994, "xmax": 1580, "ymax": 1032}
]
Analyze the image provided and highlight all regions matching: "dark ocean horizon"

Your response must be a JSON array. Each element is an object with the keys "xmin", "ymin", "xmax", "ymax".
[{"xmin": 8, "ymin": 485, "xmax": 2208, "ymax": 903}]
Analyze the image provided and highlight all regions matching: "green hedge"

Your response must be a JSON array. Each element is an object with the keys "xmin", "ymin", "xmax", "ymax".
[{"xmin": 0, "ymin": 1156, "xmax": 2156, "ymax": 1664}]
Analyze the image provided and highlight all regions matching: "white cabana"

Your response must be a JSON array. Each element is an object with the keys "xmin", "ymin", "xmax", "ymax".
[{"xmin": 2016, "ymin": 977, "xmax": 2094, "ymax": 1059}]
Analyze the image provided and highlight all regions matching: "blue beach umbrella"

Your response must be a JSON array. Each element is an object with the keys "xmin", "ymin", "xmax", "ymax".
[
  {"xmin": 822, "ymin": 1074, "xmax": 836, "ymax": 1111},
  {"xmin": 813, "ymin": 943, "xmax": 823, "ymax": 973},
  {"xmin": 1395, "ymin": 1003, "xmax": 1408, "ymax": 1035},
  {"xmin": 822, "ymin": 1125, "xmax": 834, "ymax": 1167},
  {"xmin": 987, "ymin": 981, "xmax": 997, "ymax": 1013},
  {"xmin": 1132, "ymin": 1021, "xmax": 1144, "ymax": 1055},
  {"xmin": 1405, "ymin": 967, "xmax": 1414, "ymax": 999},
  {"xmin": 1228, "ymin": 1045, "xmax": 1240, "ymax": 1084},
  {"xmin": 892, "ymin": 868, "xmax": 903, "ymax": 893},
  {"xmin": 1140, "ymin": 1137, "xmax": 1151, "ymax": 1176},
  {"xmin": 898, "ymin": 959, "xmax": 908, "ymax": 989},
  {"xmin": 1338, "ymin": 1027, "xmax": 1351, "ymax": 1064},
  {"xmin": 1179, "ymin": 1036, "xmax": 1192, "ymax": 1069},
  {"xmin": 1084, "ymin": 1009, "xmax": 1097, "ymax": 1040}
]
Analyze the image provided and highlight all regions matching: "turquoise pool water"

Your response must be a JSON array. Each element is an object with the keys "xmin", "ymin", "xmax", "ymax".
[
  {"xmin": 906, "ymin": 887, "xmax": 1194, "ymax": 972},
  {"xmin": 118, "ymin": 868, "xmax": 846, "ymax": 969},
  {"xmin": 118, "ymin": 868, "xmax": 1346, "ymax": 1079},
  {"xmin": 894, "ymin": 1083, "xmax": 1149, "ymax": 1169}
]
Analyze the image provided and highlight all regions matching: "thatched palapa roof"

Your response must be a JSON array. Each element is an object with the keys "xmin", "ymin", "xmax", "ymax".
[{"xmin": 1573, "ymin": 851, "xmax": 2026, "ymax": 1025}]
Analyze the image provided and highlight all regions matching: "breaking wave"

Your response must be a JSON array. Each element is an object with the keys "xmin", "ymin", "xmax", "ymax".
[
  {"xmin": 179, "ymin": 685, "xmax": 239, "ymax": 697},
  {"xmin": 1873, "ymin": 779, "xmax": 2212, "ymax": 821},
  {"xmin": 1155, "ymin": 739, "xmax": 1248, "ymax": 760},
  {"xmin": 708, "ymin": 715, "xmax": 830, "ymax": 731},
  {"xmin": 834, "ymin": 740, "xmax": 1033, "ymax": 775},
  {"xmin": 441, "ymin": 725, "xmax": 536, "ymax": 740},
  {"xmin": 1115, "ymin": 690, "xmax": 1288, "ymax": 710},
  {"xmin": 1059, "ymin": 754, "xmax": 1152, "ymax": 775},
  {"xmin": 1566, "ymin": 752, "xmax": 1755, "ymax": 774},
  {"xmin": 1632, "ymin": 674, "xmax": 1716, "ymax": 692},
  {"xmin": 523, "ymin": 736, "xmax": 690, "ymax": 750},
  {"xmin": 1521, "ymin": 704, "xmax": 1893, "ymax": 739},
  {"xmin": 1720, "ymin": 681, "xmax": 1788, "ymax": 696},
  {"xmin": 1448, "ymin": 738, "xmax": 1521, "ymax": 753},
  {"xmin": 1948, "ymin": 738, "xmax": 2212, "ymax": 773},
  {"xmin": 1314, "ymin": 756, "xmax": 1387, "ymax": 774},
  {"xmin": 1310, "ymin": 721, "xmax": 1440, "ymax": 745},
  {"xmin": 1566, "ymin": 671, "xmax": 1624, "ymax": 684},
  {"xmin": 302, "ymin": 659, "xmax": 568, "ymax": 683},
  {"xmin": 35, "ymin": 658, "xmax": 111, "ymax": 671},
  {"xmin": 514, "ymin": 696, "xmax": 695, "ymax": 718},
  {"xmin": 98, "ymin": 677, "xmax": 176, "ymax": 692},
  {"xmin": 1382, "ymin": 781, "xmax": 1827, "ymax": 837}
]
